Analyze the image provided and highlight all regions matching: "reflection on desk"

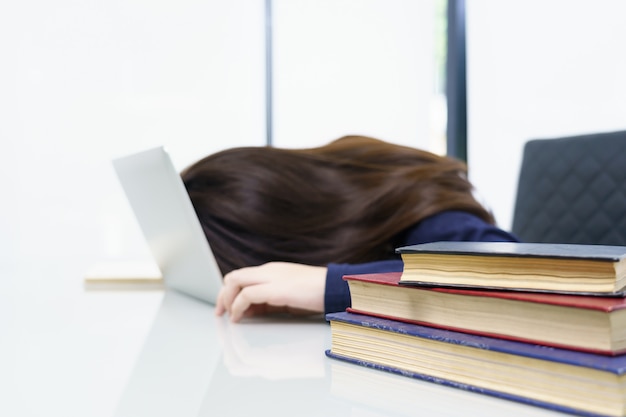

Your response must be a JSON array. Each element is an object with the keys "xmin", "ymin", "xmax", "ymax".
[
  {"xmin": 114, "ymin": 290, "xmax": 345, "ymax": 417},
  {"xmin": 114, "ymin": 290, "xmax": 220, "ymax": 417},
  {"xmin": 114, "ymin": 289, "xmax": 567, "ymax": 417}
]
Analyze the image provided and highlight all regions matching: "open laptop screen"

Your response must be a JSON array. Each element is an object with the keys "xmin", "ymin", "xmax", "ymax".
[{"xmin": 112, "ymin": 146, "xmax": 223, "ymax": 304}]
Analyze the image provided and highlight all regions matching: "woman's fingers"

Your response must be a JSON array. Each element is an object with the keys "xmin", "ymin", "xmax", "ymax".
[
  {"xmin": 215, "ymin": 262, "xmax": 327, "ymax": 322},
  {"xmin": 215, "ymin": 288, "xmax": 229, "ymax": 316},
  {"xmin": 229, "ymin": 283, "xmax": 275, "ymax": 322},
  {"xmin": 216, "ymin": 266, "xmax": 265, "ymax": 316}
]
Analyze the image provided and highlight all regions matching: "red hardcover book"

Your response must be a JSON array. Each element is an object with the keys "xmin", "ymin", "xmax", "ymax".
[{"xmin": 344, "ymin": 272, "xmax": 626, "ymax": 355}]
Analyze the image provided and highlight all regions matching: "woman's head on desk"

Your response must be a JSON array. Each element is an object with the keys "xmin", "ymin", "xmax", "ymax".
[{"xmin": 181, "ymin": 135, "xmax": 495, "ymax": 275}]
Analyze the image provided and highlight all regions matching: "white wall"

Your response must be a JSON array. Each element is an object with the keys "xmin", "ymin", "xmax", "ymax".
[
  {"xmin": 0, "ymin": 0, "xmax": 266, "ymax": 264},
  {"xmin": 1, "ymin": 0, "xmax": 440, "ymax": 265},
  {"xmin": 272, "ymin": 0, "xmax": 439, "ymax": 151},
  {"xmin": 466, "ymin": 0, "xmax": 626, "ymax": 231}
]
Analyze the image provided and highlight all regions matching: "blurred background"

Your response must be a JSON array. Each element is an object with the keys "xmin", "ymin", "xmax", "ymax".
[{"xmin": 1, "ymin": 0, "xmax": 625, "ymax": 267}]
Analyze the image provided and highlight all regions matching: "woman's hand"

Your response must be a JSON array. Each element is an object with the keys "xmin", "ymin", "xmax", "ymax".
[{"xmin": 215, "ymin": 262, "xmax": 327, "ymax": 322}]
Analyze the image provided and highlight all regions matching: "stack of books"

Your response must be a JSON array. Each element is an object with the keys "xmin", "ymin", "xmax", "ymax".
[{"xmin": 325, "ymin": 241, "xmax": 626, "ymax": 417}]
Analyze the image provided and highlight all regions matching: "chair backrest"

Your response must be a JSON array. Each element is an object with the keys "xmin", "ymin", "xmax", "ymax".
[{"xmin": 511, "ymin": 130, "xmax": 626, "ymax": 245}]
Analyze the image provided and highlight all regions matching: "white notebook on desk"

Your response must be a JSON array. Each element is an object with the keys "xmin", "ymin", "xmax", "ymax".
[{"xmin": 84, "ymin": 260, "xmax": 164, "ymax": 290}]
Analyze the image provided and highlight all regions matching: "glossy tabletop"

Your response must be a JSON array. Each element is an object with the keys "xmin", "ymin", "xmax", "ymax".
[{"xmin": 1, "ymin": 260, "xmax": 568, "ymax": 417}]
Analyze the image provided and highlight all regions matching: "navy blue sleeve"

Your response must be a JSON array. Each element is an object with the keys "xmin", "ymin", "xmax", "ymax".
[{"xmin": 323, "ymin": 210, "xmax": 520, "ymax": 314}]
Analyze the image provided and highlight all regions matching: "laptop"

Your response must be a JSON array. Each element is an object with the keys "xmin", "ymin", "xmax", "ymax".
[{"xmin": 112, "ymin": 146, "xmax": 223, "ymax": 304}]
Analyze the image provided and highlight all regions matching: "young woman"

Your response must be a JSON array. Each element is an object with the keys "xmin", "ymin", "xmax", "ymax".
[{"xmin": 181, "ymin": 135, "xmax": 518, "ymax": 322}]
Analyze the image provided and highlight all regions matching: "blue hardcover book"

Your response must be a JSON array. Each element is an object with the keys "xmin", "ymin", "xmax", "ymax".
[{"xmin": 325, "ymin": 311, "xmax": 626, "ymax": 417}]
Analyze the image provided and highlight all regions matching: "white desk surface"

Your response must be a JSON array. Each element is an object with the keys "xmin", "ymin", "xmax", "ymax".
[{"xmin": 1, "ymin": 260, "xmax": 567, "ymax": 417}]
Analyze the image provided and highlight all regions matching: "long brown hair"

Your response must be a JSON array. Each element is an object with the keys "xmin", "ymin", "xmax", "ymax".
[{"xmin": 181, "ymin": 135, "xmax": 494, "ymax": 274}]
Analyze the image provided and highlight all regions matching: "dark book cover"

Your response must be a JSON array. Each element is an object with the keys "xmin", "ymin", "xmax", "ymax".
[
  {"xmin": 395, "ymin": 241, "xmax": 626, "ymax": 261},
  {"xmin": 395, "ymin": 242, "xmax": 626, "ymax": 295}
]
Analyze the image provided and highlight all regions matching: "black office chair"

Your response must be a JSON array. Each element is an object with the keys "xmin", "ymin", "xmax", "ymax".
[{"xmin": 511, "ymin": 130, "xmax": 626, "ymax": 245}]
